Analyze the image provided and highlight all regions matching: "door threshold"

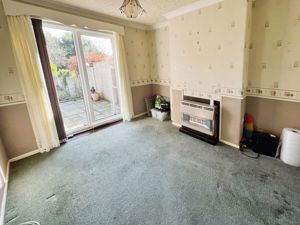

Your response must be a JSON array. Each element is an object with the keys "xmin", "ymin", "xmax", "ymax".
[{"xmin": 66, "ymin": 116, "xmax": 123, "ymax": 140}]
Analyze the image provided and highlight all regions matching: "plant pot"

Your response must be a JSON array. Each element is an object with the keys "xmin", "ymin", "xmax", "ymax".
[{"xmin": 91, "ymin": 92, "xmax": 100, "ymax": 101}]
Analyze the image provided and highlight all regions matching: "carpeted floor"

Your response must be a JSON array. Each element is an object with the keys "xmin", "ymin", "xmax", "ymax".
[{"xmin": 4, "ymin": 118, "xmax": 300, "ymax": 225}]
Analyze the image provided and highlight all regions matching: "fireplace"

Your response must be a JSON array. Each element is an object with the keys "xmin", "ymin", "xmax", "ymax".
[{"xmin": 179, "ymin": 97, "xmax": 220, "ymax": 145}]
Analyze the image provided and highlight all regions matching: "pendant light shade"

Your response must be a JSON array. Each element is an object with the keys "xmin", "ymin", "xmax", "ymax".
[{"xmin": 119, "ymin": 0, "xmax": 146, "ymax": 18}]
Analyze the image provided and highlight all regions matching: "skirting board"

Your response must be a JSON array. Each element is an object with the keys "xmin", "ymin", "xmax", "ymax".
[
  {"xmin": 172, "ymin": 122, "xmax": 182, "ymax": 128},
  {"xmin": 220, "ymin": 139, "xmax": 240, "ymax": 149},
  {"xmin": 0, "ymin": 149, "xmax": 40, "ymax": 225},
  {"xmin": 9, "ymin": 149, "xmax": 40, "ymax": 163},
  {"xmin": 133, "ymin": 112, "xmax": 147, "ymax": 119}
]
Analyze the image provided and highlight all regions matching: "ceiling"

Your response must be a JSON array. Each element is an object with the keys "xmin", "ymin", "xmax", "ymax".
[{"xmin": 49, "ymin": 0, "xmax": 201, "ymax": 25}]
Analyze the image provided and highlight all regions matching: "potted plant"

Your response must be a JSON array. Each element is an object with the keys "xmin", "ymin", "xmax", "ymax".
[{"xmin": 90, "ymin": 86, "xmax": 101, "ymax": 101}]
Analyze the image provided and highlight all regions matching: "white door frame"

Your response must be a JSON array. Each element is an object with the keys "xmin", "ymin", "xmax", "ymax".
[
  {"xmin": 73, "ymin": 31, "xmax": 95, "ymax": 126},
  {"xmin": 43, "ymin": 22, "xmax": 123, "ymax": 136}
]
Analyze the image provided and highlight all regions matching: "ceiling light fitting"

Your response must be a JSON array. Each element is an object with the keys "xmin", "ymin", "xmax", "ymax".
[{"xmin": 119, "ymin": 0, "xmax": 146, "ymax": 18}]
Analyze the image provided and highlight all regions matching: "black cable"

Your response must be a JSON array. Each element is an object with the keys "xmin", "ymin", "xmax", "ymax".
[
  {"xmin": 241, "ymin": 150, "xmax": 260, "ymax": 159},
  {"xmin": 239, "ymin": 141, "xmax": 260, "ymax": 159}
]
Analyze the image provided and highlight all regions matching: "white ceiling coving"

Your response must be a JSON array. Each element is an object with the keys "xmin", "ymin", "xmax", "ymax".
[
  {"xmin": 10, "ymin": 0, "xmax": 222, "ymax": 28},
  {"xmin": 43, "ymin": 0, "xmax": 201, "ymax": 25}
]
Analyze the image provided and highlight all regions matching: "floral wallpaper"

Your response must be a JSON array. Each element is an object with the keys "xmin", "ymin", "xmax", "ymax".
[
  {"xmin": 247, "ymin": 0, "xmax": 300, "ymax": 102},
  {"xmin": 123, "ymin": 26, "xmax": 171, "ymax": 87},
  {"xmin": 148, "ymin": 27, "xmax": 170, "ymax": 86},
  {"xmin": 123, "ymin": 26, "xmax": 151, "ymax": 86},
  {"xmin": 123, "ymin": 0, "xmax": 300, "ymax": 102},
  {"xmin": 0, "ymin": 2, "xmax": 24, "ymax": 105},
  {"xmin": 168, "ymin": 0, "xmax": 250, "ymax": 100}
]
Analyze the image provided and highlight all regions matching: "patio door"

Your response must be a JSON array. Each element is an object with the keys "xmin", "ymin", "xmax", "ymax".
[
  {"xmin": 43, "ymin": 24, "xmax": 122, "ymax": 136},
  {"xmin": 77, "ymin": 33, "xmax": 121, "ymax": 123}
]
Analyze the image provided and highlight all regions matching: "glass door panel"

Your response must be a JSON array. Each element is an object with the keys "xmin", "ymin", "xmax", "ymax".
[
  {"xmin": 43, "ymin": 27, "xmax": 90, "ymax": 134},
  {"xmin": 80, "ymin": 35, "xmax": 121, "ymax": 122}
]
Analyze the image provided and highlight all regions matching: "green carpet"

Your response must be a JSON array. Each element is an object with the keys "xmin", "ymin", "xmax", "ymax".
[{"xmin": 4, "ymin": 118, "xmax": 300, "ymax": 225}]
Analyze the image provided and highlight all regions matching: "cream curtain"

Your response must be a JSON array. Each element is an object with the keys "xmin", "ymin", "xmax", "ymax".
[
  {"xmin": 114, "ymin": 33, "xmax": 134, "ymax": 121},
  {"xmin": 7, "ymin": 16, "xmax": 60, "ymax": 152}
]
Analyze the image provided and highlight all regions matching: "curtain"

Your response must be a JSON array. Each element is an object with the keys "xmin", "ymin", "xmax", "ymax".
[
  {"xmin": 113, "ymin": 33, "xmax": 134, "ymax": 121},
  {"xmin": 7, "ymin": 16, "xmax": 60, "ymax": 152},
  {"xmin": 31, "ymin": 19, "xmax": 67, "ymax": 142}
]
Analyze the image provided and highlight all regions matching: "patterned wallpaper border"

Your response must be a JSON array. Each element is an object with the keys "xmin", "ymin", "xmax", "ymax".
[
  {"xmin": 246, "ymin": 87, "xmax": 300, "ymax": 102},
  {"xmin": 1, "ymin": 87, "xmax": 300, "ymax": 106},
  {"xmin": 131, "ymin": 79, "xmax": 170, "ymax": 87},
  {"xmin": 150, "ymin": 82, "xmax": 300, "ymax": 103},
  {"xmin": 0, "ymin": 93, "xmax": 25, "ymax": 106},
  {"xmin": 130, "ymin": 79, "xmax": 152, "ymax": 87},
  {"xmin": 131, "ymin": 77, "xmax": 300, "ymax": 103},
  {"xmin": 182, "ymin": 87, "xmax": 300, "ymax": 103},
  {"xmin": 151, "ymin": 79, "xmax": 170, "ymax": 86},
  {"xmin": 182, "ymin": 87, "xmax": 246, "ymax": 101}
]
